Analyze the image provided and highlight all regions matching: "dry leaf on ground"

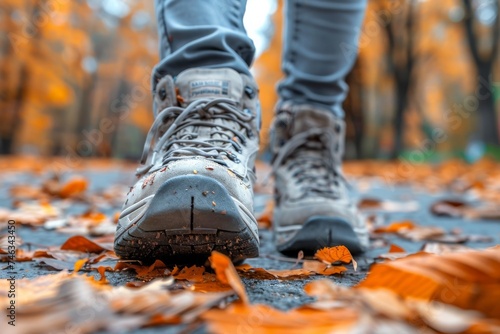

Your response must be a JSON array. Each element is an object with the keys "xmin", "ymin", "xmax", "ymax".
[
  {"xmin": 302, "ymin": 260, "xmax": 347, "ymax": 275},
  {"xmin": 202, "ymin": 302, "xmax": 358, "ymax": 334},
  {"xmin": 358, "ymin": 247, "xmax": 500, "ymax": 318},
  {"xmin": 60, "ymin": 235, "xmax": 112, "ymax": 253},
  {"xmin": 0, "ymin": 273, "xmax": 230, "ymax": 334},
  {"xmin": 210, "ymin": 251, "xmax": 248, "ymax": 304},
  {"xmin": 59, "ymin": 176, "xmax": 88, "ymax": 198},
  {"xmin": 315, "ymin": 245, "xmax": 357, "ymax": 271},
  {"xmin": 373, "ymin": 220, "xmax": 415, "ymax": 233},
  {"xmin": 430, "ymin": 199, "xmax": 467, "ymax": 217},
  {"xmin": 389, "ymin": 244, "xmax": 405, "ymax": 253},
  {"xmin": 303, "ymin": 279, "xmax": 495, "ymax": 334},
  {"xmin": 358, "ymin": 198, "xmax": 419, "ymax": 213}
]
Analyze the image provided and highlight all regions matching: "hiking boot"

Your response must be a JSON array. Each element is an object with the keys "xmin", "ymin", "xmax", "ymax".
[
  {"xmin": 270, "ymin": 102, "xmax": 368, "ymax": 255},
  {"xmin": 114, "ymin": 68, "xmax": 261, "ymax": 264}
]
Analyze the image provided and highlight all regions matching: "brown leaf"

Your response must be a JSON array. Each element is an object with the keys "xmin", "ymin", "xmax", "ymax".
[
  {"xmin": 173, "ymin": 265, "xmax": 205, "ymax": 282},
  {"xmin": 430, "ymin": 199, "xmax": 467, "ymax": 217},
  {"xmin": 95, "ymin": 266, "xmax": 111, "ymax": 283},
  {"xmin": 400, "ymin": 225, "xmax": 445, "ymax": 241},
  {"xmin": 357, "ymin": 198, "xmax": 419, "ymax": 213},
  {"xmin": 465, "ymin": 205, "xmax": 500, "ymax": 220},
  {"xmin": 115, "ymin": 260, "xmax": 170, "ymax": 280},
  {"xmin": 357, "ymin": 198, "xmax": 382, "ymax": 210},
  {"xmin": 209, "ymin": 251, "xmax": 248, "ymax": 304},
  {"xmin": 60, "ymin": 235, "xmax": 110, "ymax": 253},
  {"xmin": 236, "ymin": 263, "xmax": 313, "ymax": 279}
]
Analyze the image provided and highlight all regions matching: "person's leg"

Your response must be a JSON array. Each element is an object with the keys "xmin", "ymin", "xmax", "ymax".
[
  {"xmin": 278, "ymin": 0, "xmax": 366, "ymax": 116},
  {"xmin": 115, "ymin": 0, "xmax": 261, "ymax": 263},
  {"xmin": 271, "ymin": 0, "xmax": 369, "ymax": 255},
  {"xmin": 152, "ymin": 0, "xmax": 255, "ymax": 86}
]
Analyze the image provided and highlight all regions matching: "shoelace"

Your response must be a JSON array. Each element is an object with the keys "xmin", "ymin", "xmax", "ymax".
[
  {"xmin": 272, "ymin": 128, "xmax": 348, "ymax": 198},
  {"xmin": 137, "ymin": 98, "xmax": 254, "ymax": 176}
]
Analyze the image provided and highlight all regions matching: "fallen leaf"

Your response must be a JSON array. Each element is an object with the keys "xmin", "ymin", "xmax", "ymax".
[
  {"xmin": 465, "ymin": 205, "xmax": 500, "ymax": 220},
  {"xmin": 421, "ymin": 243, "xmax": 473, "ymax": 254},
  {"xmin": 378, "ymin": 252, "xmax": 411, "ymax": 261},
  {"xmin": 60, "ymin": 235, "xmax": 111, "ymax": 253},
  {"xmin": 266, "ymin": 268, "xmax": 315, "ymax": 278},
  {"xmin": 209, "ymin": 251, "xmax": 248, "ymax": 304},
  {"xmin": 430, "ymin": 199, "xmax": 467, "ymax": 217},
  {"xmin": 0, "ymin": 234, "xmax": 22, "ymax": 254},
  {"xmin": 203, "ymin": 303, "xmax": 358, "ymax": 334},
  {"xmin": 400, "ymin": 225, "xmax": 445, "ymax": 241},
  {"xmin": 357, "ymin": 198, "xmax": 382, "ymax": 210},
  {"xmin": 0, "ymin": 271, "xmax": 229, "ymax": 334},
  {"xmin": 315, "ymin": 245, "xmax": 354, "ymax": 265},
  {"xmin": 358, "ymin": 198, "xmax": 419, "ymax": 213},
  {"xmin": 256, "ymin": 200, "xmax": 274, "ymax": 228},
  {"xmin": 95, "ymin": 266, "xmax": 113, "ymax": 284},
  {"xmin": 357, "ymin": 247, "xmax": 500, "ymax": 318},
  {"xmin": 59, "ymin": 176, "xmax": 88, "ymax": 198},
  {"xmin": 10, "ymin": 184, "xmax": 44, "ymax": 199},
  {"xmin": 374, "ymin": 220, "xmax": 415, "ymax": 233},
  {"xmin": 304, "ymin": 279, "xmax": 494, "ymax": 333},
  {"xmin": 173, "ymin": 265, "xmax": 205, "ymax": 282},
  {"xmin": 302, "ymin": 260, "xmax": 347, "ymax": 276},
  {"xmin": 74, "ymin": 258, "xmax": 88, "ymax": 272},
  {"xmin": 389, "ymin": 244, "xmax": 406, "ymax": 253}
]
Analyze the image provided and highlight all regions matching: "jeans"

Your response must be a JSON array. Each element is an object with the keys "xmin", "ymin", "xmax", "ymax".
[{"xmin": 153, "ymin": 0, "xmax": 366, "ymax": 117}]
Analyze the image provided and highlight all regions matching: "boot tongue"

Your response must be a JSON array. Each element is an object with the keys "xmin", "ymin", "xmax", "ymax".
[{"xmin": 175, "ymin": 68, "xmax": 243, "ymax": 107}]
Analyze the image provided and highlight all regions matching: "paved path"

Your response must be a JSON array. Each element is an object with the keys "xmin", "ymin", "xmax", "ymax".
[{"xmin": 1, "ymin": 159, "xmax": 499, "ymax": 332}]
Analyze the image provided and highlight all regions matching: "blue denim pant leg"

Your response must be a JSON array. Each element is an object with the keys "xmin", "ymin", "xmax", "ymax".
[
  {"xmin": 153, "ymin": 0, "xmax": 366, "ymax": 118},
  {"xmin": 152, "ymin": 0, "xmax": 255, "ymax": 91},
  {"xmin": 278, "ymin": 0, "xmax": 367, "ymax": 117}
]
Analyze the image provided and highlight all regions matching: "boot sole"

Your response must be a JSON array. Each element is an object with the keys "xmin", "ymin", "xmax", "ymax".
[
  {"xmin": 276, "ymin": 216, "xmax": 366, "ymax": 255},
  {"xmin": 114, "ymin": 175, "xmax": 259, "ymax": 264}
]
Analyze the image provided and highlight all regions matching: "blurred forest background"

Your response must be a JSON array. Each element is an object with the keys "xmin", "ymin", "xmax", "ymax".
[{"xmin": 1, "ymin": 0, "xmax": 499, "ymax": 162}]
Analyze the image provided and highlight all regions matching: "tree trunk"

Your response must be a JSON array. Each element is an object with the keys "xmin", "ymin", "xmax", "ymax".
[
  {"xmin": 462, "ymin": 0, "xmax": 500, "ymax": 147},
  {"xmin": 477, "ymin": 64, "xmax": 499, "ymax": 145}
]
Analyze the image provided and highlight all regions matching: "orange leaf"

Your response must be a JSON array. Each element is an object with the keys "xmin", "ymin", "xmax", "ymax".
[
  {"xmin": 209, "ymin": 251, "xmax": 248, "ymax": 304},
  {"xmin": 266, "ymin": 268, "xmax": 313, "ymax": 278},
  {"xmin": 59, "ymin": 176, "xmax": 88, "ymax": 198},
  {"xmin": 389, "ymin": 244, "xmax": 406, "ymax": 253},
  {"xmin": 95, "ymin": 266, "xmax": 110, "ymax": 283},
  {"xmin": 202, "ymin": 303, "xmax": 358, "ymax": 334},
  {"xmin": 80, "ymin": 211, "xmax": 107, "ymax": 223},
  {"xmin": 357, "ymin": 247, "xmax": 500, "ymax": 318},
  {"xmin": 374, "ymin": 220, "xmax": 415, "ymax": 233},
  {"xmin": 60, "ymin": 236, "xmax": 109, "ymax": 253},
  {"xmin": 173, "ymin": 265, "xmax": 205, "ymax": 283},
  {"xmin": 315, "ymin": 246, "xmax": 353, "ymax": 265},
  {"xmin": 74, "ymin": 258, "xmax": 88, "ymax": 272},
  {"xmin": 303, "ymin": 260, "xmax": 347, "ymax": 276}
]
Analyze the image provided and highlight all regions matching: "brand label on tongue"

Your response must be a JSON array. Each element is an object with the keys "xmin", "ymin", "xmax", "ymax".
[{"xmin": 188, "ymin": 80, "xmax": 230, "ymax": 99}]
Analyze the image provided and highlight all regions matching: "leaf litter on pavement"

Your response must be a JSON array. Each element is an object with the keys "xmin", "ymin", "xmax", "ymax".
[{"xmin": 1, "ymin": 158, "xmax": 500, "ymax": 333}]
